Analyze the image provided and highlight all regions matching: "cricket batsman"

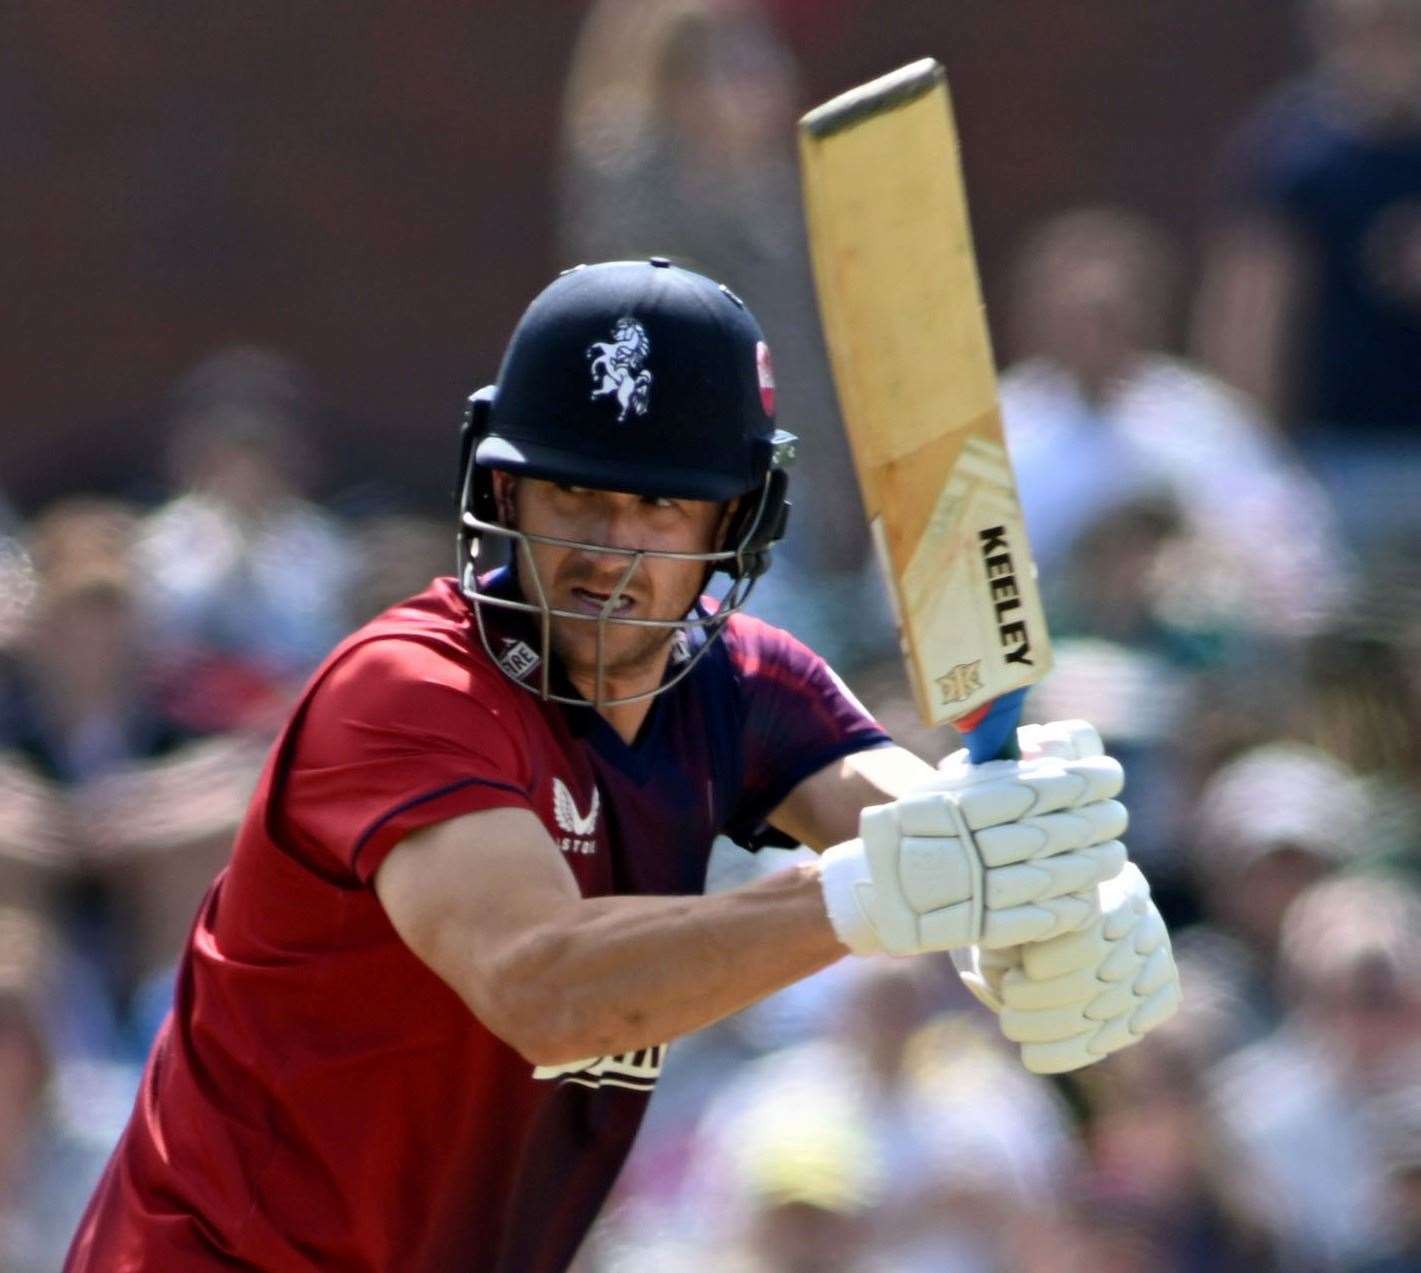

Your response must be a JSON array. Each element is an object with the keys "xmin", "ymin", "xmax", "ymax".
[{"xmin": 66, "ymin": 260, "xmax": 1180, "ymax": 1271}]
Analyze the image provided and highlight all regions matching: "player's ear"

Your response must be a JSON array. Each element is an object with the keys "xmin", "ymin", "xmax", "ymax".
[
  {"xmin": 714, "ymin": 497, "xmax": 742, "ymax": 549},
  {"xmin": 491, "ymin": 471, "xmax": 518, "ymax": 527}
]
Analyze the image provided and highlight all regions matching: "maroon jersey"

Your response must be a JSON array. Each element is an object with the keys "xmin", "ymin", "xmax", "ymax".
[{"xmin": 66, "ymin": 577, "xmax": 888, "ymax": 1272}]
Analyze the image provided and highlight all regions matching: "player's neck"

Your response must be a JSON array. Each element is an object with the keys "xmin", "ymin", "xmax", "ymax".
[
  {"xmin": 596, "ymin": 699, "xmax": 655, "ymax": 745},
  {"xmin": 567, "ymin": 659, "xmax": 668, "ymax": 745}
]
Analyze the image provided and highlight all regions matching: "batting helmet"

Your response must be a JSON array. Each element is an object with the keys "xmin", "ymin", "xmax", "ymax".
[{"xmin": 457, "ymin": 258, "xmax": 797, "ymax": 706}]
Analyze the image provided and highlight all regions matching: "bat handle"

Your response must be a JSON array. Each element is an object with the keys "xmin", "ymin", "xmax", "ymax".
[{"xmin": 956, "ymin": 688, "xmax": 1027, "ymax": 764}]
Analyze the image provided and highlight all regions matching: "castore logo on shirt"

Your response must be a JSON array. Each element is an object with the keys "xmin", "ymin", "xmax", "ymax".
[{"xmin": 552, "ymin": 777, "xmax": 599, "ymax": 855}]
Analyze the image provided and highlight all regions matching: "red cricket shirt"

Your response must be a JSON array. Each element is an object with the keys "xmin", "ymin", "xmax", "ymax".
[{"xmin": 65, "ymin": 577, "xmax": 888, "ymax": 1271}]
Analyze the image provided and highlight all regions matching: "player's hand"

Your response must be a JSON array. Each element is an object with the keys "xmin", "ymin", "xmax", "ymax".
[
  {"xmin": 818, "ymin": 727, "xmax": 1128, "ymax": 956},
  {"xmin": 951, "ymin": 718, "xmax": 1117, "ymax": 1005},
  {"xmin": 983, "ymin": 860, "xmax": 1182, "ymax": 1074}
]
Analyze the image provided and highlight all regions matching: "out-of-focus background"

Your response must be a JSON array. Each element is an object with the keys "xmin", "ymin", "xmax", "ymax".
[{"xmin": 4, "ymin": 1, "xmax": 1421, "ymax": 1269}]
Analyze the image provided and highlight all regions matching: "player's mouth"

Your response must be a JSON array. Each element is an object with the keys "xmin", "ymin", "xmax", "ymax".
[{"xmin": 566, "ymin": 587, "xmax": 637, "ymax": 617}]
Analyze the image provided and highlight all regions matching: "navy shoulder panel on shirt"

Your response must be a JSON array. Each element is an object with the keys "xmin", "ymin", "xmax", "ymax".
[{"xmin": 714, "ymin": 611, "xmax": 891, "ymax": 849}]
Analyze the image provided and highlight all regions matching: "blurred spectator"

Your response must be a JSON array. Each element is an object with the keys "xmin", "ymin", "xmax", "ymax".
[
  {"xmin": 1194, "ymin": 0, "xmax": 1421, "ymax": 431},
  {"xmin": 1192, "ymin": 0, "xmax": 1421, "ymax": 544},
  {"xmin": 1349, "ymin": 1084, "xmax": 1421, "ymax": 1271},
  {"xmin": 0, "ymin": 759, "xmax": 129, "ymax": 1067},
  {"xmin": 1032, "ymin": 1036, "xmax": 1284, "ymax": 1272},
  {"xmin": 74, "ymin": 733, "xmax": 269, "ymax": 1052},
  {"xmin": 0, "ymin": 906, "xmax": 114, "ymax": 1273},
  {"xmin": 1009, "ymin": 1193, "xmax": 1194, "ymax": 1273},
  {"xmin": 136, "ymin": 346, "xmax": 355, "ymax": 726},
  {"xmin": 345, "ymin": 514, "xmax": 451, "ymax": 628},
  {"xmin": 1010, "ymin": 944, "xmax": 1295, "ymax": 1271},
  {"xmin": 1290, "ymin": 621, "xmax": 1421, "ymax": 883},
  {"xmin": 559, "ymin": 0, "xmax": 895, "ymax": 669},
  {"xmin": 0, "ymin": 758, "xmax": 67, "ymax": 915},
  {"xmin": 1186, "ymin": 742, "xmax": 1371, "ymax": 1041},
  {"xmin": 0, "ymin": 492, "xmax": 18, "ymax": 540},
  {"xmin": 0, "ymin": 498, "xmax": 197, "ymax": 784},
  {"xmin": 652, "ymin": 960, "xmax": 1078, "ymax": 1271},
  {"xmin": 0, "ymin": 495, "xmax": 261, "ymax": 1060},
  {"xmin": 0, "ymin": 533, "xmax": 37, "ymax": 652},
  {"xmin": 1000, "ymin": 207, "xmax": 1348, "ymax": 641},
  {"xmin": 1017, "ymin": 491, "xmax": 1259, "ymax": 905},
  {"xmin": 0, "ymin": 733, "xmax": 267, "ymax": 1066},
  {"xmin": 1208, "ymin": 873, "xmax": 1421, "ymax": 1267},
  {"xmin": 1295, "ymin": 623, "xmax": 1421, "ymax": 786},
  {"xmin": 1046, "ymin": 499, "xmax": 1189, "ymax": 655}
]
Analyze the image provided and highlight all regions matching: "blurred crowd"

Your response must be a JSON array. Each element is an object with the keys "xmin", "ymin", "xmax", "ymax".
[{"xmin": 5, "ymin": 0, "xmax": 1421, "ymax": 1269}]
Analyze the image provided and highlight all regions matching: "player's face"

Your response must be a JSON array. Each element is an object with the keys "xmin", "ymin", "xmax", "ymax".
[{"xmin": 499, "ymin": 475, "xmax": 732, "ymax": 685}]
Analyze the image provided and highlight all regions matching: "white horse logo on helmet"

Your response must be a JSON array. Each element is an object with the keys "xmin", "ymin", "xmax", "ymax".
[{"xmin": 587, "ymin": 317, "xmax": 653, "ymax": 422}]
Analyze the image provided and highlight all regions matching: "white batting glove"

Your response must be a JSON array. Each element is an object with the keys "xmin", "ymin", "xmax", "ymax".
[
  {"xmin": 990, "ymin": 860, "xmax": 1182, "ymax": 1074},
  {"xmin": 818, "ymin": 745, "xmax": 1128, "ymax": 956},
  {"xmin": 952, "ymin": 719, "xmax": 1113, "ymax": 1002},
  {"xmin": 950, "ymin": 720, "xmax": 1140, "ymax": 1010}
]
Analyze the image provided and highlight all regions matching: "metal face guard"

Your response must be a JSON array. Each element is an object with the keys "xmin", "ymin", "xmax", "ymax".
[{"xmin": 458, "ymin": 513, "xmax": 761, "ymax": 710}]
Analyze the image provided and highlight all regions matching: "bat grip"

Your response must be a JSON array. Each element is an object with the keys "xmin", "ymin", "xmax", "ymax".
[{"xmin": 957, "ymin": 688, "xmax": 1027, "ymax": 764}]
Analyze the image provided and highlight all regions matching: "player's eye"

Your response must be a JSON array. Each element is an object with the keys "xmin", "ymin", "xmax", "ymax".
[{"xmin": 643, "ymin": 496, "xmax": 678, "ymax": 511}]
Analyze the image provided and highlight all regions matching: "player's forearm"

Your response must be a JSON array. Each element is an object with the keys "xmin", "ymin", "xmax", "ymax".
[
  {"xmin": 769, "ymin": 744, "xmax": 938, "ymax": 849},
  {"xmin": 510, "ymin": 747, "xmax": 939, "ymax": 1060},
  {"xmin": 482, "ymin": 861, "xmax": 843, "ymax": 1065}
]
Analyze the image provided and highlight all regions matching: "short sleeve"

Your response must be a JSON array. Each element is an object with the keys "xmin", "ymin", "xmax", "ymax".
[
  {"xmin": 722, "ymin": 617, "xmax": 891, "ymax": 846},
  {"xmin": 276, "ymin": 637, "xmax": 537, "ymax": 883}
]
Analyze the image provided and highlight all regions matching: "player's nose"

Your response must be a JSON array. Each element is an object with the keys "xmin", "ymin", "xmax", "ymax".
[{"xmin": 581, "ymin": 491, "xmax": 652, "ymax": 554}]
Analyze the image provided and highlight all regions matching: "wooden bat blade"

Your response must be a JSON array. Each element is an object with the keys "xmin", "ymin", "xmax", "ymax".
[{"xmin": 799, "ymin": 59, "xmax": 1051, "ymax": 729}]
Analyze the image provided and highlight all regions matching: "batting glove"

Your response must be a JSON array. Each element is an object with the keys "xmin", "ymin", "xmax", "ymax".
[
  {"xmin": 976, "ymin": 860, "xmax": 1182, "ymax": 1074},
  {"xmin": 953, "ymin": 719, "xmax": 1115, "ymax": 1003},
  {"xmin": 818, "ymin": 741, "xmax": 1128, "ymax": 957}
]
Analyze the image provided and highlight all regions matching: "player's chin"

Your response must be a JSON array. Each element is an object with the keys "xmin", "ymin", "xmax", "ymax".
[{"xmin": 552, "ymin": 617, "xmax": 673, "ymax": 671}]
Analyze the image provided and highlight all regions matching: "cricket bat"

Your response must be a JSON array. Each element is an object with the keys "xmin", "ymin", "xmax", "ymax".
[{"xmin": 799, "ymin": 59, "xmax": 1050, "ymax": 762}]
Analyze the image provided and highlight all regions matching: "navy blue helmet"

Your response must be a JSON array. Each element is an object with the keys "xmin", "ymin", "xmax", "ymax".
[{"xmin": 457, "ymin": 259, "xmax": 797, "ymax": 706}]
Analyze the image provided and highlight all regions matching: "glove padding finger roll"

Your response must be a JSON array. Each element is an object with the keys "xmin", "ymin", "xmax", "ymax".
[
  {"xmin": 1016, "ymin": 719, "xmax": 1104, "ymax": 761},
  {"xmin": 818, "ymin": 752, "xmax": 1129, "ymax": 957},
  {"xmin": 995, "ymin": 861, "xmax": 1182, "ymax": 1074},
  {"xmin": 924, "ymin": 756, "xmax": 1124, "ymax": 829}
]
